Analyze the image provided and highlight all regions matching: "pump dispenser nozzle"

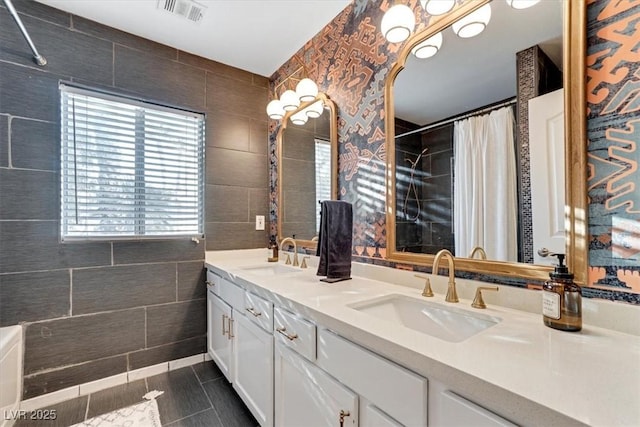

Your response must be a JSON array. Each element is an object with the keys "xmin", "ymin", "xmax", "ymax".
[{"xmin": 538, "ymin": 248, "xmax": 574, "ymax": 280}]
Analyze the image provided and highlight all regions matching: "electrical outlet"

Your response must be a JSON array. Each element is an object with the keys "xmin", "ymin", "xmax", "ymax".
[{"xmin": 255, "ymin": 215, "xmax": 265, "ymax": 231}]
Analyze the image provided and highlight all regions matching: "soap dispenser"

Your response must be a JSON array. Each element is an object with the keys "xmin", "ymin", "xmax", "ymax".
[
  {"xmin": 542, "ymin": 253, "xmax": 581, "ymax": 332},
  {"xmin": 267, "ymin": 236, "xmax": 279, "ymax": 263}
]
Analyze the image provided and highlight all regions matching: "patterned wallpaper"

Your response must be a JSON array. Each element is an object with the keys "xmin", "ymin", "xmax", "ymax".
[
  {"xmin": 585, "ymin": 0, "xmax": 640, "ymax": 302},
  {"xmin": 269, "ymin": 0, "xmax": 640, "ymax": 304}
]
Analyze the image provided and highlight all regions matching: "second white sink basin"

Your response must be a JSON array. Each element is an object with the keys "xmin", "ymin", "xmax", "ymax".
[
  {"xmin": 349, "ymin": 294, "xmax": 501, "ymax": 343},
  {"xmin": 238, "ymin": 264, "xmax": 302, "ymax": 276}
]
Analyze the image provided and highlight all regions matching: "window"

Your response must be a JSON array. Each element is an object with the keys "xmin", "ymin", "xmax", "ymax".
[
  {"xmin": 60, "ymin": 84, "xmax": 205, "ymax": 240},
  {"xmin": 314, "ymin": 138, "xmax": 332, "ymax": 231}
]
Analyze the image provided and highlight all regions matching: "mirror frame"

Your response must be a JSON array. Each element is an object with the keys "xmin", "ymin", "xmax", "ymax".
[
  {"xmin": 384, "ymin": 0, "xmax": 587, "ymax": 285},
  {"xmin": 277, "ymin": 92, "xmax": 338, "ymax": 250}
]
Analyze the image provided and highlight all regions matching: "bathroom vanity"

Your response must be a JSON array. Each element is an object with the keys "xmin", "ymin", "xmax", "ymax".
[{"xmin": 205, "ymin": 249, "xmax": 639, "ymax": 427}]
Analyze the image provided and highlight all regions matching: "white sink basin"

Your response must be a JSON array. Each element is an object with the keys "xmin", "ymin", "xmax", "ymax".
[
  {"xmin": 349, "ymin": 294, "xmax": 500, "ymax": 343},
  {"xmin": 238, "ymin": 264, "xmax": 302, "ymax": 276}
]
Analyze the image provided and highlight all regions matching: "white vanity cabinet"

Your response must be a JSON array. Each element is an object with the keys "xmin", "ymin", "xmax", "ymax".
[
  {"xmin": 317, "ymin": 328, "xmax": 428, "ymax": 427},
  {"xmin": 207, "ymin": 290, "xmax": 233, "ymax": 379},
  {"xmin": 233, "ymin": 310, "xmax": 274, "ymax": 427},
  {"xmin": 206, "ymin": 273, "xmax": 274, "ymax": 426},
  {"xmin": 275, "ymin": 343, "xmax": 358, "ymax": 427}
]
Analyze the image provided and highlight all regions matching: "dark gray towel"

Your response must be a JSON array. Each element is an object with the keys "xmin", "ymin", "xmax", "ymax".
[{"xmin": 316, "ymin": 200, "xmax": 353, "ymax": 280}]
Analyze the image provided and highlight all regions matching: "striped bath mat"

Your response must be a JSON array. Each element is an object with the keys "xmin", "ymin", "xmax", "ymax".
[{"xmin": 71, "ymin": 399, "xmax": 161, "ymax": 427}]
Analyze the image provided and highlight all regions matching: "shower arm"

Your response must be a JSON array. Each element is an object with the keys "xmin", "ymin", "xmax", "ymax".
[{"xmin": 2, "ymin": 0, "xmax": 47, "ymax": 66}]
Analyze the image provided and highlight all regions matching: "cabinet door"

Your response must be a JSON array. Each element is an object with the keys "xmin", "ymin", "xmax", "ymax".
[
  {"xmin": 361, "ymin": 403, "xmax": 402, "ymax": 427},
  {"xmin": 208, "ymin": 292, "xmax": 233, "ymax": 381},
  {"xmin": 275, "ymin": 343, "xmax": 358, "ymax": 427},
  {"xmin": 233, "ymin": 312, "xmax": 274, "ymax": 427}
]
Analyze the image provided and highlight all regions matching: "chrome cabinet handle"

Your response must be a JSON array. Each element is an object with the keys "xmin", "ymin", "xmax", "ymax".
[
  {"xmin": 339, "ymin": 410, "xmax": 350, "ymax": 427},
  {"xmin": 205, "ymin": 280, "xmax": 215, "ymax": 287},
  {"xmin": 245, "ymin": 307, "xmax": 262, "ymax": 317},
  {"xmin": 276, "ymin": 327, "xmax": 298, "ymax": 341}
]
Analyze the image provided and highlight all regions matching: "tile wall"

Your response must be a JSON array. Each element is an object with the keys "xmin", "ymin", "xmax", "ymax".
[{"xmin": 0, "ymin": 0, "xmax": 270, "ymax": 398}]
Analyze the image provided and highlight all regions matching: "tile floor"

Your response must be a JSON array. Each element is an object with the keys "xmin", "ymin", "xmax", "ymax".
[{"xmin": 15, "ymin": 361, "xmax": 258, "ymax": 427}]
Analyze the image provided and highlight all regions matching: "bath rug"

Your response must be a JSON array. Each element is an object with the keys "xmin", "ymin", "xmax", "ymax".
[{"xmin": 70, "ymin": 399, "xmax": 161, "ymax": 427}]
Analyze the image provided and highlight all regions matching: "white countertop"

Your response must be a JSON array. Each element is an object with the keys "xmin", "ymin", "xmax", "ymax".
[{"xmin": 205, "ymin": 249, "xmax": 640, "ymax": 427}]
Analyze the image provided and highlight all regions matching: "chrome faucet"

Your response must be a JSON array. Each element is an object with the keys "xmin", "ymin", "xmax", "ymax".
[
  {"xmin": 279, "ymin": 237, "xmax": 299, "ymax": 267},
  {"xmin": 468, "ymin": 246, "xmax": 487, "ymax": 260},
  {"xmin": 432, "ymin": 249, "xmax": 458, "ymax": 303}
]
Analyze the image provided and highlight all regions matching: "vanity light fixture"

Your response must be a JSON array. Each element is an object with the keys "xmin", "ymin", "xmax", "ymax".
[
  {"xmin": 411, "ymin": 31, "xmax": 443, "ymax": 59},
  {"xmin": 452, "ymin": 3, "xmax": 491, "ymax": 38},
  {"xmin": 420, "ymin": 0, "xmax": 455, "ymax": 16},
  {"xmin": 506, "ymin": 0, "xmax": 541, "ymax": 9},
  {"xmin": 381, "ymin": 4, "xmax": 416, "ymax": 43},
  {"xmin": 266, "ymin": 55, "xmax": 323, "ymax": 121}
]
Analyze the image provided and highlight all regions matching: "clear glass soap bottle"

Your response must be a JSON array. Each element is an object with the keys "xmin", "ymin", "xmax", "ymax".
[{"xmin": 542, "ymin": 254, "xmax": 582, "ymax": 332}]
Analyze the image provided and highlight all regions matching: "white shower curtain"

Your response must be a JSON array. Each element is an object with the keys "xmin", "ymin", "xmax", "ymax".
[{"xmin": 453, "ymin": 106, "xmax": 518, "ymax": 262}]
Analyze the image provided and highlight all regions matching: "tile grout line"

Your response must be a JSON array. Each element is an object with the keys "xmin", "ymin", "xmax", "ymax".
[
  {"xmin": 191, "ymin": 366, "xmax": 225, "ymax": 427},
  {"xmin": 164, "ymin": 407, "xmax": 216, "ymax": 427},
  {"xmin": 69, "ymin": 268, "xmax": 73, "ymax": 316},
  {"xmin": 7, "ymin": 115, "xmax": 12, "ymax": 169},
  {"xmin": 84, "ymin": 393, "xmax": 91, "ymax": 421}
]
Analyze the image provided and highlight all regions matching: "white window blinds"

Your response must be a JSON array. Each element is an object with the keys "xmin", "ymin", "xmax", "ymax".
[
  {"xmin": 60, "ymin": 84, "xmax": 205, "ymax": 240},
  {"xmin": 314, "ymin": 138, "xmax": 332, "ymax": 230}
]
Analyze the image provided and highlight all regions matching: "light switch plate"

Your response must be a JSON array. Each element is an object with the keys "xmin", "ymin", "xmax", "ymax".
[{"xmin": 255, "ymin": 215, "xmax": 265, "ymax": 230}]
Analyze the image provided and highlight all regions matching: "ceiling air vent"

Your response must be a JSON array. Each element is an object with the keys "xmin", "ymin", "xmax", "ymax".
[{"xmin": 157, "ymin": 0, "xmax": 206, "ymax": 24}]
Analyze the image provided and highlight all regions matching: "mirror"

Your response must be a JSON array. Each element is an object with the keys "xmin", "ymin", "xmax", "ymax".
[
  {"xmin": 385, "ymin": 0, "xmax": 587, "ymax": 284},
  {"xmin": 277, "ymin": 93, "xmax": 338, "ymax": 249}
]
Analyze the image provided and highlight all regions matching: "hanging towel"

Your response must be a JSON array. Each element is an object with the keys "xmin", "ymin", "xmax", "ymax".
[{"xmin": 316, "ymin": 200, "xmax": 353, "ymax": 282}]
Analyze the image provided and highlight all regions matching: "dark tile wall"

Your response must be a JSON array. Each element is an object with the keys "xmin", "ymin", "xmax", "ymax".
[
  {"xmin": 0, "ymin": 1, "xmax": 269, "ymax": 398},
  {"xmin": 395, "ymin": 124, "xmax": 454, "ymax": 255},
  {"xmin": 281, "ymin": 122, "xmax": 318, "ymax": 239},
  {"xmin": 516, "ymin": 45, "xmax": 562, "ymax": 263}
]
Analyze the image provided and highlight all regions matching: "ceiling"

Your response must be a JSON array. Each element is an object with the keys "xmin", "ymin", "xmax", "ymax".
[
  {"xmin": 394, "ymin": 0, "xmax": 563, "ymax": 126},
  {"xmin": 34, "ymin": 0, "xmax": 352, "ymax": 77},
  {"xmin": 31, "ymin": 0, "xmax": 562, "ymax": 123}
]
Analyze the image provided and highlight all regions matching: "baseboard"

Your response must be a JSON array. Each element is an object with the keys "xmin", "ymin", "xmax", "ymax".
[{"xmin": 20, "ymin": 353, "xmax": 208, "ymax": 412}]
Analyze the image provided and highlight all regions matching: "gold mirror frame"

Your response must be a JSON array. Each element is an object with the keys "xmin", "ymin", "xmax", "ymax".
[
  {"xmin": 384, "ymin": 0, "xmax": 587, "ymax": 285},
  {"xmin": 277, "ymin": 92, "xmax": 338, "ymax": 250}
]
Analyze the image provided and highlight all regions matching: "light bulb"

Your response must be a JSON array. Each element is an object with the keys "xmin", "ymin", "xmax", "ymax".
[
  {"xmin": 266, "ymin": 99, "xmax": 285, "ymax": 120},
  {"xmin": 452, "ymin": 4, "xmax": 491, "ymax": 38},
  {"xmin": 506, "ymin": 0, "xmax": 541, "ymax": 9},
  {"xmin": 305, "ymin": 100, "xmax": 324, "ymax": 119},
  {"xmin": 290, "ymin": 109, "xmax": 308, "ymax": 125},
  {"xmin": 420, "ymin": 0, "xmax": 455, "ymax": 16},
  {"xmin": 280, "ymin": 89, "xmax": 300, "ymax": 111},
  {"xmin": 296, "ymin": 78, "xmax": 318, "ymax": 102},
  {"xmin": 411, "ymin": 31, "xmax": 443, "ymax": 59},
  {"xmin": 381, "ymin": 4, "xmax": 415, "ymax": 43}
]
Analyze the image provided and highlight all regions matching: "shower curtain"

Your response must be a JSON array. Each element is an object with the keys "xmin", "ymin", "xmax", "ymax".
[{"xmin": 453, "ymin": 106, "xmax": 518, "ymax": 262}]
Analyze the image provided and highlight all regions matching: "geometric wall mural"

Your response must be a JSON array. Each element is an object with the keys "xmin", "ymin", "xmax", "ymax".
[
  {"xmin": 586, "ymin": 0, "xmax": 640, "ymax": 302},
  {"xmin": 270, "ymin": 0, "xmax": 640, "ymax": 304}
]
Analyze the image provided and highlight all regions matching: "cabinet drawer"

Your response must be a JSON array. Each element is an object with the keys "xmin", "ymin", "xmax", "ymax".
[
  {"xmin": 244, "ymin": 292, "xmax": 274, "ymax": 332},
  {"xmin": 206, "ymin": 270, "xmax": 221, "ymax": 296},
  {"xmin": 219, "ymin": 278, "xmax": 245, "ymax": 311},
  {"xmin": 274, "ymin": 307, "xmax": 316, "ymax": 361},
  {"xmin": 317, "ymin": 329, "xmax": 427, "ymax": 427},
  {"xmin": 440, "ymin": 391, "xmax": 517, "ymax": 427}
]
